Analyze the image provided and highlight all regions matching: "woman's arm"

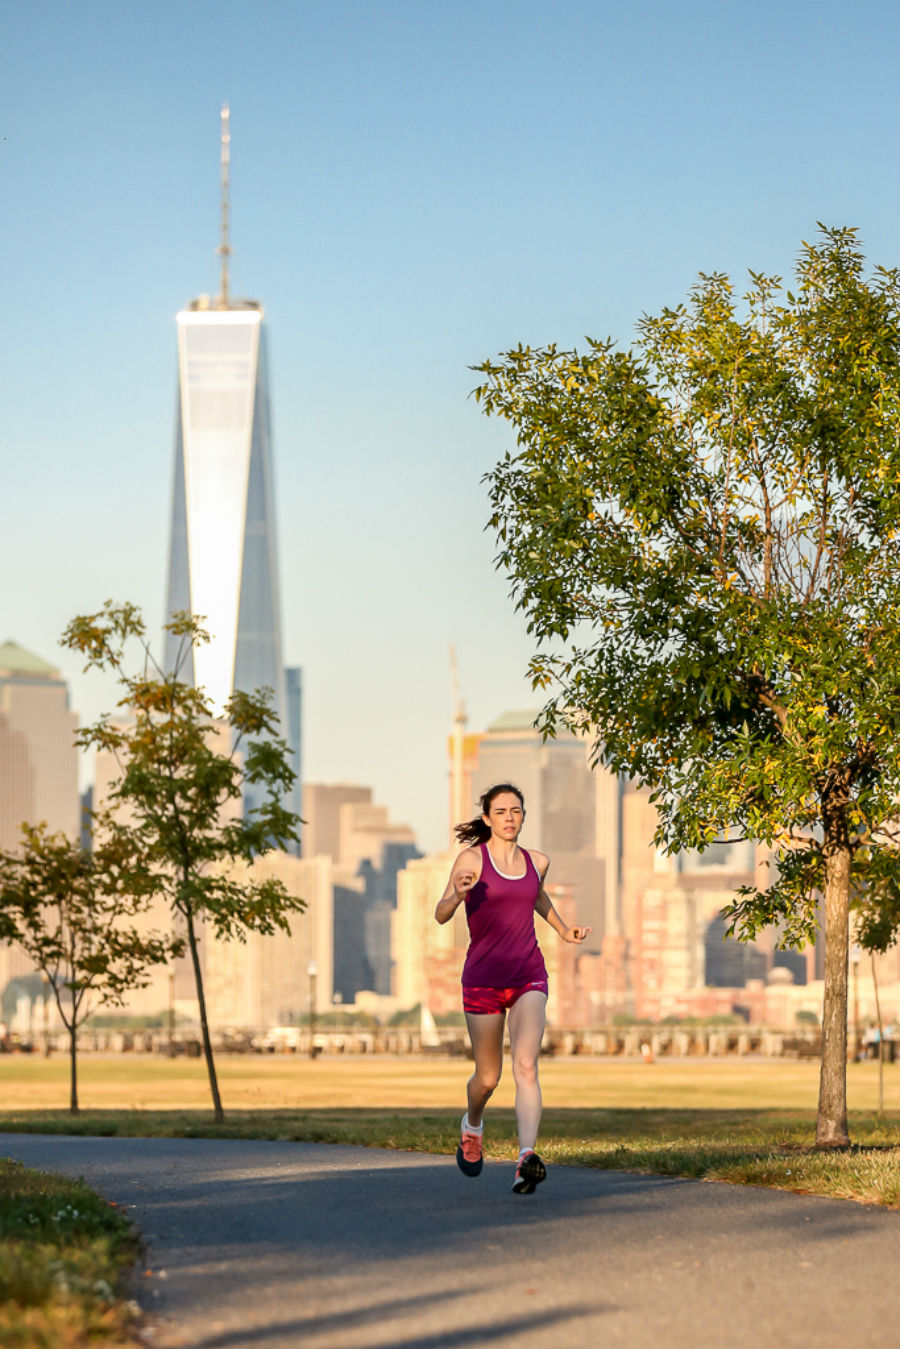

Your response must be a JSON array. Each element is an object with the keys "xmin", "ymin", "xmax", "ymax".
[
  {"xmin": 434, "ymin": 848, "xmax": 482, "ymax": 924},
  {"xmin": 532, "ymin": 853, "xmax": 593, "ymax": 944}
]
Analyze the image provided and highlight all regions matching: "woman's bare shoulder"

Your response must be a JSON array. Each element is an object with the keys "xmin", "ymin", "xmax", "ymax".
[
  {"xmin": 528, "ymin": 848, "xmax": 550, "ymax": 876},
  {"xmin": 453, "ymin": 845, "xmax": 483, "ymax": 873}
]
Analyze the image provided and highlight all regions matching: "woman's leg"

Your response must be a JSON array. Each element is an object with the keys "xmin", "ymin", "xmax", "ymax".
[
  {"xmin": 464, "ymin": 1012, "xmax": 505, "ymax": 1126},
  {"xmin": 507, "ymin": 991, "xmax": 547, "ymax": 1152}
]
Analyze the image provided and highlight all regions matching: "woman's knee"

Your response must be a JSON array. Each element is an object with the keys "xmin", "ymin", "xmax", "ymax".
[
  {"xmin": 512, "ymin": 1054, "xmax": 538, "ymax": 1084},
  {"xmin": 472, "ymin": 1067, "xmax": 501, "ymax": 1095}
]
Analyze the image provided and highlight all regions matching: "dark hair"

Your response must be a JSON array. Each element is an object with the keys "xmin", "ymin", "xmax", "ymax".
[{"xmin": 454, "ymin": 783, "xmax": 525, "ymax": 846}]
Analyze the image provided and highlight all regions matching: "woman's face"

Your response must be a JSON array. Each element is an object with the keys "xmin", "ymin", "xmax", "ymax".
[{"xmin": 483, "ymin": 792, "xmax": 525, "ymax": 841}]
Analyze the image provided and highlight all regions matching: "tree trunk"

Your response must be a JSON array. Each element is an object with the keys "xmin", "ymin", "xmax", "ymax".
[
  {"xmin": 871, "ymin": 953, "xmax": 884, "ymax": 1117},
  {"xmin": 69, "ymin": 1023, "xmax": 79, "ymax": 1115},
  {"xmin": 185, "ymin": 903, "xmax": 224, "ymax": 1124},
  {"xmin": 816, "ymin": 844, "xmax": 851, "ymax": 1148}
]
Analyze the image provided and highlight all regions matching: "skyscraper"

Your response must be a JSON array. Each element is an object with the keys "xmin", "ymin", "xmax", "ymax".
[
  {"xmin": 0, "ymin": 640, "xmax": 80, "ymax": 1002},
  {"xmin": 0, "ymin": 641, "xmax": 79, "ymax": 853},
  {"xmin": 164, "ymin": 107, "xmax": 299, "ymax": 830},
  {"xmin": 472, "ymin": 709, "xmax": 614, "ymax": 951}
]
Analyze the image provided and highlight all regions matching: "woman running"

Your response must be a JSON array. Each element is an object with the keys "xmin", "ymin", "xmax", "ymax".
[{"xmin": 435, "ymin": 782, "xmax": 592, "ymax": 1194}]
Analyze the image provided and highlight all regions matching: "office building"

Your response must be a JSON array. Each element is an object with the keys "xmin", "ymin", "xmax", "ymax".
[
  {"xmin": 394, "ymin": 852, "xmax": 460, "ymax": 1014},
  {"xmin": 470, "ymin": 709, "xmax": 615, "ymax": 949},
  {"xmin": 164, "ymin": 295, "xmax": 285, "ymax": 721},
  {"xmin": 163, "ymin": 108, "xmax": 298, "ymax": 818},
  {"xmin": 302, "ymin": 784, "xmax": 373, "ymax": 861},
  {"xmin": 302, "ymin": 783, "xmax": 420, "ymax": 1001},
  {"xmin": 203, "ymin": 853, "xmax": 334, "ymax": 1028},
  {"xmin": 0, "ymin": 640, "xmax": 80, "ymax": 996},
  {"xmin": 0, "ymin": 641, "xmax": 79, "ymax": 853}
]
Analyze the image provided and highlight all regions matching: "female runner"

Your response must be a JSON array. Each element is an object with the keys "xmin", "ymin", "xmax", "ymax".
[{"xmin": 435, "ymin": 782, "xmax": 591, "ymax": 1193}]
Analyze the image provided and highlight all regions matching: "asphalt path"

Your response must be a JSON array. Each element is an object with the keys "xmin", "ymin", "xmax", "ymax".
[{"xmin": 2, "ymin": 1135, "xmax": 898, "ymax": 1349}]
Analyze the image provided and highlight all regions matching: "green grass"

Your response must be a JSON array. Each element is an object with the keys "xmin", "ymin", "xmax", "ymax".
[
  {"xmin": 0, "ymin": 1157, "xmax": 139, "ymax": 1349},
  {"xmin": 1, "ymin": 1051, "xmax": 896, "ymax": 1112},
  {"xmin": 1, "ymin": 1105, "xmax": 897, "ymax": 1209}
]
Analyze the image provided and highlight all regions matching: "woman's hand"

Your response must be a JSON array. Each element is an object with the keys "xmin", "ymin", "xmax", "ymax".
[
  {"xmin": 435, "ymin": 851, "xmax": 481, "ymax": 923},
  {"xmin": 454, "ymin": 870, "xmax": 477, "ymax": 902},
  {"xmin": 562, "ymin": 924, "xmax": 592, "ymax": 944}
]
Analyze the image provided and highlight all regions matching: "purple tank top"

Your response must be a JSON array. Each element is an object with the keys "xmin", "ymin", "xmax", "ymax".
[{"xmin": 461, "ymin": 843, "xmax": 548, "ymax": 988}]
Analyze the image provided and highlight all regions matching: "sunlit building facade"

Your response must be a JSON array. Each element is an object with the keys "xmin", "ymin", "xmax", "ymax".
[
  {"xmin": 0, "ymin": 641, "xmax": 80, "ymax": 1011},
  {"xmin": 164, "ymin": 300, "xmax": 286, "ymax": 725},
  {"xmin": 0, "ymin": 641, "xmax": 79, "ymax": 853}
]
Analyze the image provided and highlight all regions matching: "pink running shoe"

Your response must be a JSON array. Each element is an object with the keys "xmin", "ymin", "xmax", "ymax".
[
  {"xmin": 456, "ymin": 1115, "xmax": 484, "ymax": 1177},
  {"xmin": 512, "ymin": 1150, "xmax": 546, "ymax": 1194}
]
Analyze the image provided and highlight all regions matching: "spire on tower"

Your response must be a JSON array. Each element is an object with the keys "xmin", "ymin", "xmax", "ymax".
[{"xmin": 216, "ymin": 103, "xmax": 232, "ymax": 307}]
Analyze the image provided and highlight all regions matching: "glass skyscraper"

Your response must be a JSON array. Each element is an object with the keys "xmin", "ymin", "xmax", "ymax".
[
  {"xmin": 164, "ymin": 108, "xmax": 300, "ymax": 843},
  {"xmin": 165, "ymin": 298, "xmax": 286, "ymax": 724}
]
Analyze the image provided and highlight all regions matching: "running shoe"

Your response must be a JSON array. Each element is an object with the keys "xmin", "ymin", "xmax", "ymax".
[
  {"xmin": 456, "ymin": 1116, "xmax": 484, "ymax": 1177},
  {"xmin": 512, "ymin": 1150, "xmax": 546, "ymax": 1194}
]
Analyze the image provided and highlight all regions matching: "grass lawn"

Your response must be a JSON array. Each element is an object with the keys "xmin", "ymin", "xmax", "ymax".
[
  {"xmin": 0, "ymin": 1157, "xmax": 138, "ymax": 1348},
  {"xmin": 0, "ymin": 1051, "xmax": 897, "ymax": 1113},
  {"xmin": 0, "ymin": 1054, "xmax": 896, "ymax": 1208}
]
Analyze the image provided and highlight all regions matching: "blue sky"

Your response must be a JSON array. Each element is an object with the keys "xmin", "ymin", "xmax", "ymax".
[{"xmin": 3, "ymin": 0, "xmax": 898, "ymax": 852}]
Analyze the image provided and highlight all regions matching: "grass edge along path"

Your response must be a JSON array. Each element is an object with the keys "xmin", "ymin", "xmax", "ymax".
[
  {"xmin": 0, "ymin": 1156, "xmax": 139, "ymax": 1349},
  {"xmin": 0, "ymin": 1106, "xmax": 897, "ymax": 1209}
]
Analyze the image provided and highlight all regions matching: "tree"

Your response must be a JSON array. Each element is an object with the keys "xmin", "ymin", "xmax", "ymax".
[
  {"xmin": 475, "ymin": 226, "xmax": 900, "ymax": 1148},
  {"xmin": 61, "ymin": 603, "xmax": 304, "ymax": 1123},
  {"xmin": 0, "ymin": 823, "xmax": 174, "ymax": 1112}
]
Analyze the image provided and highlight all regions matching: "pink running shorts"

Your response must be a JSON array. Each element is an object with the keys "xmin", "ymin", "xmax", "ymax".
[{"xmin": 462, "ymin": 981, "xmax": 549, "ymax": 1015}]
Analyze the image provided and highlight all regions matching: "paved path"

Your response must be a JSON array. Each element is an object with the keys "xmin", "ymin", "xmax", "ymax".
[{"xmin": 2, "ymin": 1135, "xmax": 898, "ymax": 1349}]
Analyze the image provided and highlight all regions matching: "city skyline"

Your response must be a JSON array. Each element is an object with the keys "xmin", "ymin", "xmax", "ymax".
[{"xmin": 3, "ymin": 1, "xmax": 897, "ymax": 853}]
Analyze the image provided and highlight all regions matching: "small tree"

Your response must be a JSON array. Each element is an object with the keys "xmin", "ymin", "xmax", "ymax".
[
  {"xmin": 0, "ymin": 823, "xmax": 174, "ymax": 1112},
  {"xmin": 62, "ymin": 603, "xmax": 304, "ymax": 1123},
  {"xmin": 475, "ymin": 226, "xmax": 900, "ymax": 1148}
]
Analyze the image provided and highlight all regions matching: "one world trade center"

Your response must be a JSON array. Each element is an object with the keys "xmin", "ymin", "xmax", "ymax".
[{"xmin": 164, "ymin": 107, "xmax": 300, "ymax": 836}]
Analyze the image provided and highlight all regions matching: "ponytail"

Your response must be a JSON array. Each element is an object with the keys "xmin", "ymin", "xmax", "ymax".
[
  {"xmin": 454, "ymin": 816, "xmax": 491, "ymax": 846},
  {"xmin": 454, "ymin": 782, "xmax": 525, "ymax": 847}
]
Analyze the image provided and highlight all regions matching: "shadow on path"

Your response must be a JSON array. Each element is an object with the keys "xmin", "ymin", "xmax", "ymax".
[{"xmin": 190, "ymin": 1289, "xmax": 600, "ymax": 1349}]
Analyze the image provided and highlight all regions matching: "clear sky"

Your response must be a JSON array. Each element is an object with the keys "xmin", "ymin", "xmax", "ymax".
[{"xmin": 3, "ymin": 0, "xmax": 898, "ymax": 853}]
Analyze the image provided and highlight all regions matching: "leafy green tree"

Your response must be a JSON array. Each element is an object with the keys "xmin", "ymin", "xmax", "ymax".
[
  {"xmin": 475, "ymin": 226, "xmax": 900, "ymax": 1148},
  {"xmin": 0, "ymin": 823, "xmax": 174, "ymax": 1112},
  {"xmin": 62, "ymin": 603, "xmax": 304, "ymax": 1123}
]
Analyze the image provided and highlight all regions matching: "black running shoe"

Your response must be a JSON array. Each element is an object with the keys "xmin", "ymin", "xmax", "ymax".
[
  {"xmin": 456, "ymin": 1115, "xmax": 484, "ymax": 1177},
  {"xmin": 512, "ymin": 1150, "xmax": 546, "ymax": 1194}
]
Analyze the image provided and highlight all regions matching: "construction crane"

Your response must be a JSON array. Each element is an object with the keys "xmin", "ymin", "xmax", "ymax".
[{"xmin": 449, "ymin": 645, "xmax": 468, "ymax": 840}]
